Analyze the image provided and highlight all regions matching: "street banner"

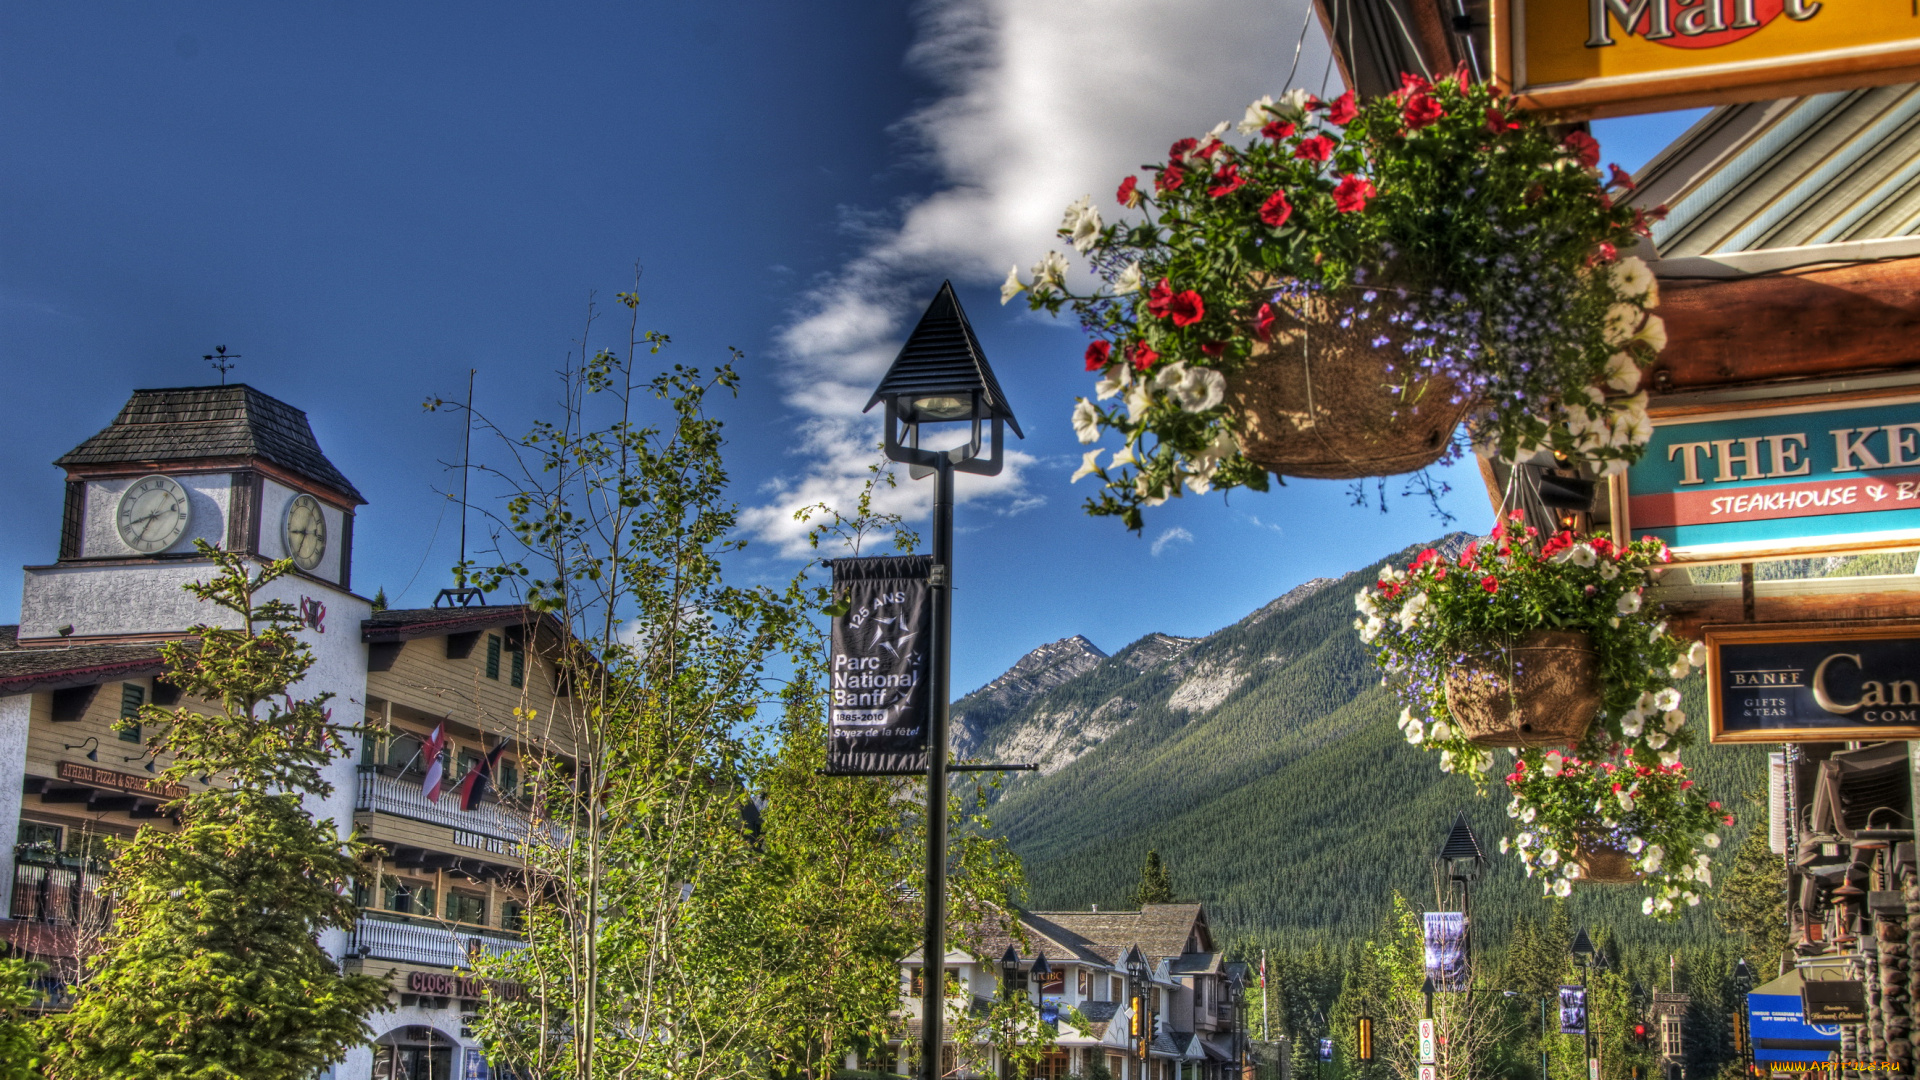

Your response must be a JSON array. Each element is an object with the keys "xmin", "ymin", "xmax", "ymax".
[
  {"xmin": 1320, "ymin": 1038, "xmax": 1334, "ymax": 1062},
  {"xmin": 1423, "ymin": 912, "xmax": 1469, "ymax": 991},
  {"xmin": 824, "ymin": 555, "xmax": 933, "ymax": 775},
  {"xmin": 1560, "ymin": 985, "xmax": 1589, "ymax": 1034},
  {"xmin": 1614, "ymin": 390, "xmax": 1920, "ymax": 564},
  {"xmin": 1705, "ymin": 625, "xmax": 1920, "ymax": 743},
  {"xmin": 1491, "ymin": 0, "xmax": 1920, "ymax": 118}
]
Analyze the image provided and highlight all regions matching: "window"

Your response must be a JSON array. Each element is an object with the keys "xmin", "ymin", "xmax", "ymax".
[
  {"xmin": 510, "ymin": 647, "xmax": 524, "ymax": 688},
  {"xmin": 1150, "ymin": 987, "xmax": 1160, "ymax": 1015},
  {"xmin": 385, "ymin": 879, "xmax": 434, "ymax": 917},
  {"xmin": 1111, "ymin": 976, "xmax": 1122, "ymax": 1002},
  {"xmin": 17, "ymin": 822, "xmax": 60, "ymax": 852},
  {"xmin": 119, "ymin": 683, "xmax": 145, "ymax": 743},
  {"xmin": 1077, "ymin": 969, "xmax": 1089, "ymax": 997},
  {"xmin": 486, "ymin": 635, "xmax": 502, "ymax": 680},
  {"xmin": 500, "ymin": 761, "xmax": 519, "ymax": 800},
  {"xmin": 458, "ymin": 749, "xmax": 481, "ymax": 781},
  {"xmin": 503, "ymin": 900, "xmax": 526, "ymax": 932},
  {"xmin": 1037, "ymin": 1051, "xmax": 1071, "ymax": 1080},
  {"xmin": 446, "ymin": 891, "xmax": 486, "ymax": 925},
  {"xmin": 910, "ymin": 966, "xmax": 923, "ymax": 995},
  {"xmin": 387, "ymin": 733, "xmax": 423, "ymax": 773},
  {"xmin": 1197, "ymin": 977, "xmax": 1206, "ymax": 1008}
]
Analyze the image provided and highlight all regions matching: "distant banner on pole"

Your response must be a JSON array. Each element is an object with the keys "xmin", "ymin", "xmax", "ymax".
[
  {"xmin": 1560, "ymin": 985, "xmax": 1589, "ymax": 1035},
  {"xmin": 824, "ymin": 555, "xmax": 933, "ymax": 775},
  {"xmin": 1423, "ymin": 912, "xmax": 1468, "ymax": 991}
]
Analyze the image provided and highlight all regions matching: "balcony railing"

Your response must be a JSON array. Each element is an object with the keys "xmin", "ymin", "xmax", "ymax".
[
  {"xmin": 355, "ymin": 766, "xmax": 533, "ymax": 843},
  {"xmin": 10, "ymin": 854, "xmax": 111, "ymax": 926},
  {"xmin": 350, "ymin": 914, "xmax": 527, "ymax": 969}
]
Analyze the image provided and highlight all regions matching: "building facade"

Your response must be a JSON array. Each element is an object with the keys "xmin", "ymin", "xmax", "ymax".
[
  {"xmin": 0, "ymin": 385, "xmax": 560, "ymax": 1080},
  {"xmin": 887, "ymin": 903, "xmax": 1249, "ymax": 1079}
]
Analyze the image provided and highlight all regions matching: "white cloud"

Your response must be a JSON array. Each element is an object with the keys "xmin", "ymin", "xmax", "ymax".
[
  {"xmin": 1151, "ymin": 526, "xmax": 1196, "ymax": 557},
  {"xmin": 752, "ymin": 0, "xmax": 1332, "ymax": 555}
]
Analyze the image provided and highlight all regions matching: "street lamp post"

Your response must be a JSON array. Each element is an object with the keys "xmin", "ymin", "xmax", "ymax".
[
  {"xmin": 1572, "ymin": 928, "xmax": 1599, "ymax": 1080},
  {"xmin": 867, "ymin": 282, "xmax": 1024, "ymax": 1080},
  {"xmin": 1127, "ymin": 946, "xmax": 1152, "ymax": 1072},
  {"xmin": 1734, "ymin": 959, "xmax": 1755, "ymax": 1078}
]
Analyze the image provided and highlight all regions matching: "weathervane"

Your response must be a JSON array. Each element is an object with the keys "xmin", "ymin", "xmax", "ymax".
[{"xmin": 203, "ymin": 345, "xmax": 242, "ymax": 385}]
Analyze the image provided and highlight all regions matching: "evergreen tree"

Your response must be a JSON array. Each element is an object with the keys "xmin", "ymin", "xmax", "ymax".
[
  {"xmin": 1130, "ymin": 849, "xmax": 1176, "ymax": 906},
  {"xmin": 1715, "ymin": 823, "xmax": 1788, "ymax": 971},
  {"xmin": 369, "ymin": 586, "xmax": 388, "ymax": 612},
  {"xmin": 44, "ymin": 544, "xmax": 386, "ymax": 1079}
]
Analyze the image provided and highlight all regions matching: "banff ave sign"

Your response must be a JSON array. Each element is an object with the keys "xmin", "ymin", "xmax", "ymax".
[{"xmin": 1493, "ymin": 0, "xmax": 1920, "ymax": 116}]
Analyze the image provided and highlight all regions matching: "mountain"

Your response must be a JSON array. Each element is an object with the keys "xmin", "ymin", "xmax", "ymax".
[{"xmin": 956, "ymin": 536, "xmax": 1772, "ymax": 951}]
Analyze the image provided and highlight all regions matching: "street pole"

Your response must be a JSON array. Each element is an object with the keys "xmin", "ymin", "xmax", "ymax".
[
  {"xmin": 1540, "ymin": 995, "xmax": 1550, "ymax": 1080},
  {"xmin": 920, "ymin": 460, "xmax": 954, "ymax": 1080}
]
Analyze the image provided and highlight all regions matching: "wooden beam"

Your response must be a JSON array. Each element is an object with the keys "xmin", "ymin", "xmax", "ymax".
[{"xmin": 1651, "ymin": 258, "xmax": 1920, "ymax": 396}]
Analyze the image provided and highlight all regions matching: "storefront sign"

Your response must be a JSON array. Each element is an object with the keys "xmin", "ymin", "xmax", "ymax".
[
  {"xmin": 1705, "ymin": 624, "xmax": 1920, "ymax": 742},
  {"xmin": 406, "ymin": 970, "xmax": 525, "ymax": 1001},
  {"xmin": 1419, "ymin": 1019, "xmax": 1437, "ymax": 1063},
  {"xmin": 1613, "ymin": 390, "xmax": 1920, "ymax": 564},
  {"xmin": 1802, "ymin": 980, "xmax": 1867, "ymax": 1024},
  {"xmin": 1750, "ymin": 990, "xmax": 1841, "ymax": 1063},
  {"xmin": 1493, "ymin": 0, "xmax": 1920, "ymax": 117},
  {"xmin": 57, "ymin": 761, "xmax": 187, "ymax": 801},
  {"xmin": 824, "ymin": 555, "xmax": 933, "ymax": 775}
]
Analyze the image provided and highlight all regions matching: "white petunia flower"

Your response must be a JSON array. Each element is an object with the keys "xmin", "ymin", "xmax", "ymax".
[
  {"xmin": 1642, "ymin": 897, "xmax": 1656, "ymax": 915},
  {"xmin": 1000, "ymin": 265, "xmax": 1025, "ymax": 305},
  {"xmin": 1646, "ymin": 732, "xmax": 1669, "ymax": 750},
  {"xmin": 1705, "ymin": 833, "xmax": 1721, "ymax": 849},
  {"xmin": 1239, "ymin": 95, "xmax": 1277, "ymax": 134},
  {"xmin": 1654, "ymin": 687, "xmax": 1681, "ymax": 711},
  {"xmin": 1689, "ymin": 641, "xmax": 1708, "ymax": 667},
  {"xmin": 1476, "ymin": 753, "xmax": 1493, "ymax": 773},
  {"xmin": 1072, "ymin": 399, "xmax": 1101, "ymax": 444},
  {"xmin": 1620, "ymin": 709, "xmax": 1645, "ymax": 738},
  {"xmin": 1406, "ymin": 720, "xmax": 1426, "ymax": 744},
  {"xmin": 1637, "ymin": 691, "xmax": 1657, "ymax": 711},
  {"xmin": 1113, "ymin": 261, "xmax": 1143, "ymax": 295},
  {"xmin": 1071, "ymin": 449, "xmax": 1103, "ymax": 484},
  {"xmin": 1659, "ymin": 750, "xmax": 1680, "ymax": 767},
  {"xmin": 1605, "ymin": 352, "xmax": 1641, "ymax": 393},
  {"xmin": 1430, "ymin": 720, "xmax": 1452, "ymax": 742},
  {"xmin": 1397, "ymin": 707, "xmax": 1414, "ymax": 730},
  {"xmin": 1062, "ymin": 196, "xmax": 1103, "ymax": 254},
  {"xmin": 1541, "ymin": 848, "xmax": 1560, "ymax": 867},
  {"xmin": 1663, "ymin": 709, "xmax": 1686, "ymax": 733},
  {"xmin": 1617, "ymin": 589, "xmax": 1643, "ymax": 615},
  {"xmin": 1599, "ymin": 562, "xmax": 1620, "ymax": 581},
  {"xmin": 1669, "ymin": 657, "xmax": 1691, "ymax": 679},
  {"xmin": 1554, "ymin": 879, "xmax": 1573, "ymax": 898},
  {"xmin": 1438, "ymin": 750, "xmax": 1455, "ymax": 773},
  {"xmin": 1570, "ymin": 544, "xmax": 1597, "ymax": 568},
  {"xmin": 1125, "ymin": 385, "xmax": 1153, "ymax": 423},
  {"xmin": 1517, "ymin": 831, "xmax": 1536, "ymax": 849},
  {"xmin": 1030, "ymin": 251, "xmax": 1069, "ymax": 297},
  {"xmin": 1361, "ymin": 616, "xmax": 1385, "ymax": 643},
  {"xmin": 1627, "ymin": 837, "xmax": 1645, "ymax": 854},
  {"xmin": 1109, "ymin": 445, "xmax": 1137, "ymax": 470},
  {"xmin": 1603, "ymin": 303, "xmax": 1643, "ymax": 346},
  {"xmin": 1544, "ymin": 751, "xmax": 1565, "ymax": 777},
  {"xmin": 1610, "ymin": 256, "xmax": 1656, "ymax": 299},
  {"xmin": 1500, "ymin": 836, "xmax": 1512, "ymax": 854},
  {"xmin": 1633, "ymin": 314, "xmax": 1668, "ymax": 352},
  {"xmin": 1521, "ymin": 806, "xmax": 1538, "ymax": 824}
]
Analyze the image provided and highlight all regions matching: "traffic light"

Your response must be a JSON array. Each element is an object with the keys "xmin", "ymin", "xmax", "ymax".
[{"xmin": 1633, "ymin": 1023, "xmax": 1650, "ymax": 1044}]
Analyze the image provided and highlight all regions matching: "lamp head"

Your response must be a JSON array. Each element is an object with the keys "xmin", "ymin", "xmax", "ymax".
[
  {"xmin": 1570, "ymin": 927, "xmax": 1596, "ymax": 961},
  {"xmin": 1000, "ymin": 944, "xmax": 1019, "ymax": 976},
  {"xmin": 866, "ymin": 282, "xmax": 1022, "ymax": 477},
  {"xmin": 1031, "ymin": 952, "xmax": 1052, "ymax": 981}
]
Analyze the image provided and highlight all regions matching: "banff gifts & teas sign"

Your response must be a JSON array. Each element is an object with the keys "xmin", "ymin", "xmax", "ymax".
[
  {"xmin": 1613, "ymin": 388, "xmax": 1920, "ymax": 564},
  {"xmin": 1492, "ymin": 0, "xmax": 1920, "ymax": 116}
]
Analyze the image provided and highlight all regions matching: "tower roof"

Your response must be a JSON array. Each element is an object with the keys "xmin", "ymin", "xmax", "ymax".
[
  {"xmin": 55, "ymin": 384, "xmax": 363, "ymax": 504},
  {"xmin": 864, "ymin": 281, "xmax": 1022, "ymax": 438}
]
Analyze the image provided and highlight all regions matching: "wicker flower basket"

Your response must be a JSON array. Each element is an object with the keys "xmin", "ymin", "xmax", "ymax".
[
  {"xmin": 1442, "ymin": 630, "xmax": 1599, "ymax": 747},
  {"xmin": 1223, "ymin": 291, "xmax": 1473, "ymax": 480},
  {"xmin": 1573, "ymin": 837, "xmax": 1644, "ymax": 884}
]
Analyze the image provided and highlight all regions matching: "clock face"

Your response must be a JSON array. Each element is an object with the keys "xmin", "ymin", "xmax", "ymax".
[
  {"xmin": 115, "ymin": 475, "xmax": 191, "ymax": 554},
  {"xmin": 283, "ymin": 494, "xmax": 328, "ymax": 572}
]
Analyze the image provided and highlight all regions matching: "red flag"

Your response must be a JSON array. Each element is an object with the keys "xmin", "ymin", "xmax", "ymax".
[
  {"xmin": 454, "ymin": 741, "xmax": 508, "ymax": 812},
  {"xmin": 421, "ymin": 721, "xmax": 447, "ymax": 802}
]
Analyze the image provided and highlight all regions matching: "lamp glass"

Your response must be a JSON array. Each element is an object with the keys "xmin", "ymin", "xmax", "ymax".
[{"xmin": 912, "ymin": 395, "xmax": 972, "ymax": 420}]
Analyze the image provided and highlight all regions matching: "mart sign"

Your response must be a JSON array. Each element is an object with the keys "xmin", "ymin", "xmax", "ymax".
[{"xmin": 1493, "ymin": 0, "xmax": 1920, "ymax": 117}]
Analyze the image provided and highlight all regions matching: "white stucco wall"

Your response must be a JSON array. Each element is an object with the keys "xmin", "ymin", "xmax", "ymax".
[
  {"xmin": 80, "ymin": 473, "xmax": 234, "ymax": 558},
  {"xmin": 20, "ymin": 561, "xmax": 233, "ymax": 640},
  {"xmin": 259, "ymin": 478, "xmax": 349, "ymax": 586},
  {"xmin": 338, "ymin": 1007, "xmax": 479, "ymax": 1080},
  {"xmin": 0, "ymin": 695, "xmax": 30, "ymax": 916}
]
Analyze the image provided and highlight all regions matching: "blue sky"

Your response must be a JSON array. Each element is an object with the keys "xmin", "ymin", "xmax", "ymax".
[{"xmin": 0, "ymin": 2, "xmax": 1704, "ymax": 694}]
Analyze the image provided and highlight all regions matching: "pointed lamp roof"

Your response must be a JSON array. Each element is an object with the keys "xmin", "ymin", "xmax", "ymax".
[
  {"xmin": 863, "ymin": 281, "xmax": 1022, "ymax": 438},
  {"xmin": 1438, "ymin": 812, "xmax": 1485, "ymax": 862}
]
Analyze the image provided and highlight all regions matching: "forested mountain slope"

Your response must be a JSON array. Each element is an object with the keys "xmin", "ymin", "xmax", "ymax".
[{"xmin": 955, "ymin": 536, "xmax": 1774, "ymax": 950}]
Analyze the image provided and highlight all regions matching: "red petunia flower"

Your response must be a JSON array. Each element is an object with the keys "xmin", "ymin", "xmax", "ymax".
[
  {"xmin": 1708, "ymin": 801, "xmax": 1720, "ymax": 810},
  {"xmin": 1396, "ymin": 72, "xmax": 1430, "ymax": 101},
  {"xmin": 1259, "ymin": 189, "xmax": 1293, "ymax": 228},
  {"xmin": 1331, "ymin": 175, "xmax": 1376, "ymax": 213},
  {"xmin": 1131, "ymin": 343, "xmax": 1159, "ymax": 371},
  {"xmin": 1455, "ymin": 66, "xmax": 1471, "ymax": 93},
  {"xmin": 1209, "ymin": 164, "xmax": 1247, "ymax": 198},
  {"xmin": 1169, "ymin": 137, "xmax": 1198, "ymax": 161},
  {"xmin": 1165, "ymin": 290, "xmax": 1206, "ymax": 327},
  {"xmin": 1591, "ymin": 241, "xmax": 1618, "ymax": 265},
  {"xmin": 1724, "ymin": 814, "xmax": 1736, "ymax": 826},
  {"xmin": 1402, "ymin": 92, "xmax": 1444, "ymax": 129},
  {"xmin": 1563, "ymin": 130, "xmax": 1601, "ymax": 169},
  {"xmin": 1200, "ymin": 342, "xmax": 1226, "ymax": 357},
  {"xmin": 1294, "ymin": 135, "xmax": 1335, "ymax": 163},
  {"xmin": 1195, "ymin": 140, "xmax": 1224, "ymax": 159},
  {"xmin": 1608, "ymin": 164, "xmax": 1636, "ymax": 191},
  {"xmin": 1261, "ymin": 118, "xmax": 1296, "ymax": 141},
  {"xmin": 1117, "ymin": 175, "xmax": 1142, "ymax": 207},
  {"xmin": 1084, "ymin": 340, "xmax": 1112, "ymax": 371},
  {"xmin": 1254, "ymin": 303, "xmax": 1277, "ymax": 341},
  {"xmin": 1154, "ymin": 164, "xmax": 1186, "ymax": 193},
  {"xmin": 1325, "ymin": 90, "xmax": 1358, "ymax": 126},
  {"xmin": 1147, "ymin": 278, "xmax": 1174, "ymax": 319},
  {"xmin": 1481, "ymin": 575, "xmax": 1499, "ymax": 594},
  {"xmin": 1485, "ymin": 107, "xmax": 1519, "ymax": 134}
]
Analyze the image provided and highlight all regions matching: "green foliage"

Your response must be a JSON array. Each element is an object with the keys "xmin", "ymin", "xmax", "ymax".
[
  {"xmin": 1714, "ymin": 822, "xmax": 1789, "ymax": 972},
  {"xmin": 1129, "ymin": 849, "xmax": 1176, "ymax": 906},
  {"xmin": 0, "ymin": 960, "xmax": 45, "ymax": 1080},
  {"xmin": 44, "ymin": 544, "xmax": 386, "ymax": 1080}
]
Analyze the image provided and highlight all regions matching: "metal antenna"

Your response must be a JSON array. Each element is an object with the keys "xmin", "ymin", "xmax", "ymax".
[
  {"xmin": 434, "ymin": 370, "xmax": 485, "ymax": 609},
  {"xmin": 203, "ymin": 345, "xmax": 242, "ymax": 385}
]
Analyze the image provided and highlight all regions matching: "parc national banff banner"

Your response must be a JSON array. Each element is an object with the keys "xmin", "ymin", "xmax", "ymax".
[
  {"xmin": 1623, "ymin": 394, "xmax": 1920, "ymax": 560},
  {"xmin": 825, "ymin": 555, "xmax": 933, "ymax": 775}
]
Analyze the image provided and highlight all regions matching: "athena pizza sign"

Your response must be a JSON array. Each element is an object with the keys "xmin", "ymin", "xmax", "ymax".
[{"xmin": 1493, "ymin": 0, "xmax": 1920, "ymax": 117}]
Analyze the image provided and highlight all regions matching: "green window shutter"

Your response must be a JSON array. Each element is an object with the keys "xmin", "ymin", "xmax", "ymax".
[
  {"xmin": 510, "ymin": 648, "xmax": 524, "ymax": 688},
  {"xmin": 486, "ymin": 635, "xmax": 501, "ymax": 680},
  {"xmin": 119, "ymin": 683, "xmax": 145, "ymax": 743}
]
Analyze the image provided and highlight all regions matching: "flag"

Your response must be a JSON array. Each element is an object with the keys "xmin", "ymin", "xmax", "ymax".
[
  {"xmin": 454, "ymin": 741, "xmax": 508, "ymax": 812},
  {"xmin": 1260, "ymin": 951, "xmax": 1267, "ymax": 989},
  {"xmin": 422, "ymin": 721, "xmax": 448, "ymax": 802}
]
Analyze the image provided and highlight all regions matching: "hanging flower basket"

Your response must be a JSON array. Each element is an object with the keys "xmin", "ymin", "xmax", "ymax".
[
  {"xmin": 1572, "ymin": 835, "xmax": 1644, "ymax": 885},
  {"xmin": 1226, "ymin": 290, "xmax": 1473, "ymax": 479},
  {"xmin": 1442, "ymin": 630, "xmax": 1599, "ymax": 748},
  {"xmin": 1011, "ymin": 74, "xmax": 1670, "ymax": 531},
  {"xmin": 1359, "ymin": 514, "xmax": 1734, "ymax": 917}
]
